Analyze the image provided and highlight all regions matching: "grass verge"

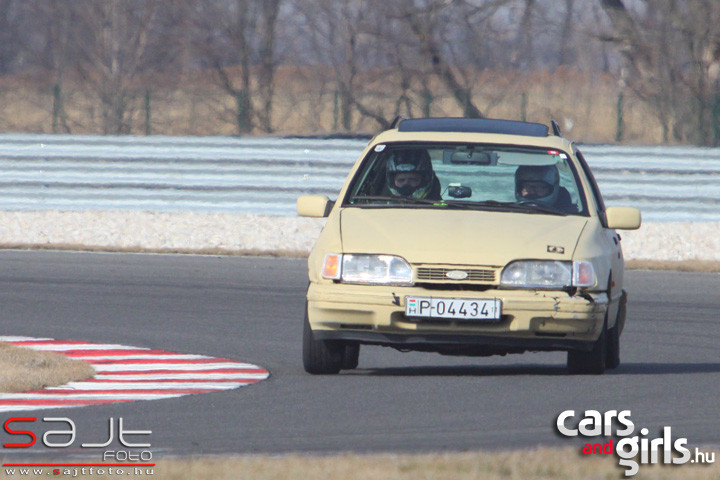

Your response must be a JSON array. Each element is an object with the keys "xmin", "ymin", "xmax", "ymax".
[
  {"xmin": 0, "ymin": 342, "xmax": 95, "ymax": 393},
  {"xmin": 160, "ymin": 450, "xmax": 720, "ymax": 480},
  {"xmin": 2, "ymin": 448, "xmax": 719, "ymax": 479},
  {"xmin": 0, "ymin": 243, "xmax": 310, "ymax": 258},
  {"xmin": 625, "ymin": 259, "xmax": 720, "ymax": 273}
]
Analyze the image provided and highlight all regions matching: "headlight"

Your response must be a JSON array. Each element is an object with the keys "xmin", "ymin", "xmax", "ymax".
[
  {"xmin": 500, "ymin": 260, "xmax": 595, "ymax": 289},
  {"xmin": 321, "ymin": 254, "xmax": 413, "ymax": 285}
]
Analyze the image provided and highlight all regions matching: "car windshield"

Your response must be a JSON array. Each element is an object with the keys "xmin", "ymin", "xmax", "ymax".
[{"xmin": 344, "ymin": 142, "xmax": 587, "ymax": 216}]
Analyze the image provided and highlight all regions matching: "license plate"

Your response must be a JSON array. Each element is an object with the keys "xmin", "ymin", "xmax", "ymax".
[{"xmin": 405, "ymin": 296, "xmax": 501, "ymax": 320}]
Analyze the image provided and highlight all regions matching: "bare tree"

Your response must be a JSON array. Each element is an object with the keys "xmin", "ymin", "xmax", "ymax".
[
  {"xmin": 9, "ymin": 0, "xmax": 720, "ymax": 144},
  {"xmin": 599, "ymin": 0, "xmax": 720, "ymax": 144},
  {"xmin": 43, "ymin": 1, "xmax": 76, "ymax": 132},
  {"xmin": 191, "ymin": 0, "xmax": 282, "ymax": 135},
  {"xmin": 69, "ymin": 0, "xmax": 162, "ymax": 134},
  {"xmin": 387, "ymin": 0, "xmax": 485, "ymax": 118},
  {"xmin": 512, "ymin": 0, "xmax": 536, "ymax": 69},
  {"xmin": 558, "ymin": 0, "xmax": 576, "ymax": 66},
  {"xmin": 383, "ymin": 1, "xmax": 525, "ymax": 119},
  {"xmin": 0, "ymin": 0, "xmax": 22, "ymax": 74},
  {"xmin": 256, "ymin": 0, "xmax": 282, "ymax": 133},
  {"xmin": 7, "ymin": 1, "xmax": 78, "ymax": 132},
  {"xmin": 295, "ymin": 0, "xmax": 371, "ymax": 131}
]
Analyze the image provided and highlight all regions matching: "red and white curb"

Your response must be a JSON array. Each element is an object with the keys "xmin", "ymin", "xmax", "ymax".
[{"xmin": 0, "ymin": 336, "xmax": 269, "ymax": 412}]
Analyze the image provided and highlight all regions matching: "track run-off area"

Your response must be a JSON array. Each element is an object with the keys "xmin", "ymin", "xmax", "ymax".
[{"xmin": 1, "ymin": 250, "xmax": 719, "ymax": 455}]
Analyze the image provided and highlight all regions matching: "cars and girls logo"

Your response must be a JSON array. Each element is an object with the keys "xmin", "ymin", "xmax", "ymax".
[
  {"xmin": 2, "ymin": 416, "xmax": 154, "ymax": 477},
  {"xmin": 556, "ymin": 409, "xmax": 715, "ymax": 476}
]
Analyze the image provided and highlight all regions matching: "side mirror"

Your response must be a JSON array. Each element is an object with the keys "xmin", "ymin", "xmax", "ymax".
[
  {"xmin": 297, "ymin": 195, "xmax": 333, "ymax": 218},
  {"xmin": 605, "ymin": 207, "xmax": 641, "ymax": 230}
]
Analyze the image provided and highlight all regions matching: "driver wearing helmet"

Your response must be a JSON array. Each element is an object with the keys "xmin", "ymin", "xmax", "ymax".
[
  {"xmin": 385, "ymin": 149, "xmax": 441, "ymax": 200},
  {"xmin": 515, "ymin": 164, "xmax": 577, "ymax": 213}
]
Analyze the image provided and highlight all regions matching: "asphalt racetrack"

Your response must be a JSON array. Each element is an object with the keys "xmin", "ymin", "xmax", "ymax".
[{"xmin": 1, "ymin": 250, "xmax": 719, "ymax": 455}]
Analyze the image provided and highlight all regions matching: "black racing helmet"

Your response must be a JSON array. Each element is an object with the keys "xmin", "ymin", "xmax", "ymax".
[
  {"xmin": 386, "ymin": 149, "xmax": 433, "ymax": 198},
  {"xmin": 514, "ymin": 164, "xmax": 560, "ymax": 204}
]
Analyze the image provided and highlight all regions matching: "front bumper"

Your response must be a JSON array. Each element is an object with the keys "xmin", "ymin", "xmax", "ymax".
[{"xmin": 307, "ymin": 282, "xmax": 609, "ymax": 353}]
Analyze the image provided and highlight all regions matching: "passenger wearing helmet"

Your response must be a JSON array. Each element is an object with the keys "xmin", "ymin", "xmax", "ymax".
[
  {"xmin": 515, "ymin": 164, "xmax": 577, "ymax": 213},
  {"xmin": 385, "ymin": 149, "xmax": 441, "ymax": 199}
]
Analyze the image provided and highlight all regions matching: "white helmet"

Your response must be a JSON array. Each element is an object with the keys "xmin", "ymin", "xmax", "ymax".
[{"xmin": 386, "ymin": 149, "xmax": 434, "ymax": 198}]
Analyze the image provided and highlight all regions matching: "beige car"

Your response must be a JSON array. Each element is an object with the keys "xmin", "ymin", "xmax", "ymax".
[{"xmin": 298, "ymin": 118, "xmax": 641, "ymax": 375}]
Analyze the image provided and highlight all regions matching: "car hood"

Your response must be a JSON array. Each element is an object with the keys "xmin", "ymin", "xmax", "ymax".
[{"xmin": 339, "ymin": 208, "xmax": 587, "ymax": 265}]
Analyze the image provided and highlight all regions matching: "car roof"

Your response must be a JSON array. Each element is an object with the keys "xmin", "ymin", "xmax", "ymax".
[
  {"xmin": 370, "ymin": 117, "xmax": 574, "ymax": 151},
  {"xmin": 397, "ymin": 118, "xmax": 549, "ymax": 136}
]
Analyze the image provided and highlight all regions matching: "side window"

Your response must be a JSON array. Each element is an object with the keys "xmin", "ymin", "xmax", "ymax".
[
  {"xmin": 575, "ymin": 150, "xmax": 607, "ymax": 226},
  {"xmin": 345, "ymin": 151, "xmax": 385, "ymax": 200},
  {"xmin": 555, "ymin": 160, "xmax": 584, "ymax": 214}
]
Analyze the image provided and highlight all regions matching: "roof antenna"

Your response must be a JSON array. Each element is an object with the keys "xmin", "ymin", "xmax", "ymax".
[
  {"xmin": 550, "ymin": 119, "xmax": 562, "ymax": 136},
  {"xmin": 390, "ymin": 115, "xmax": 408, "ymax": 129}
]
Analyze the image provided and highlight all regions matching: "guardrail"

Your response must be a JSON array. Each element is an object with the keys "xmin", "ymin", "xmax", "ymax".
[{"xmin": 0, "ymin": 133, "xmax": 717, "ymax": 222}]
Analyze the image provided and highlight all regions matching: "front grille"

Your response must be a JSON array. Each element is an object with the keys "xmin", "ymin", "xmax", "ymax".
[{"xmin": 415, "ymin": 266, "xmax": 497, "ymax": 283}]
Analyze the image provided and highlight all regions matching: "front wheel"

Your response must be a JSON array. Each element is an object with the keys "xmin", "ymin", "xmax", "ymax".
[
  {"xmin": 567, "ymin": 315, "xmax": 607, "ymax": 375},
  {"xmin": 302, "ymin": 303, "xmax": 344, "ymax": 374},
  {"xmin": 605, "ymin": 322, "xmax": 620, "ymax": 369},
  {"xmin": 342, "ymin": 343, "xmax": 360, "ymax": 370},
  {"xmin": 606, "ymin": 290, "xmax": 627, "ymax": 370}
]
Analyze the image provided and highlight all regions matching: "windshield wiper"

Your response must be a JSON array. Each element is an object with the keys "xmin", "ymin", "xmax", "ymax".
[
  {"xmin": 442, "ymin": 199, "xmax": 506, "ymax": 209},
  {"xmin": 442, "ymin": 200, "xmax": 567, "ymax": 216},
  {"xmin": 506, "ymin": 201, "xmax": 568, "ymax": 216},
  {"xmin": 349, "ymin": 195, "xmax": 438, "ymax": 205},
  {"xmin": 349, "ymin": 196, "xmax": 568, "ymax": 215},
  {"xmin": 438, "ymin": 199, "xmax": 524, "ymax": 211}
]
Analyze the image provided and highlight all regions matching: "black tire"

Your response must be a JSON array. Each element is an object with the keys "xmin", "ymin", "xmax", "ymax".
[
  {"xmin": 342, "ymin": 343, "xmax": 360, "ymax": 370},
  {"xmin": 302, "ymin": 303, "xmax": 343, "ymax": 374},
  {"xmin": 567, "ymin": 314, "xmax": 607, "ymax": 375},
  {"xmin": 606, "ymin": 322, "xmax": 620, "ymax": 369},
  {"xmin": 607, "ymin": 289, "xmax": 627, "ymax": 369}
]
